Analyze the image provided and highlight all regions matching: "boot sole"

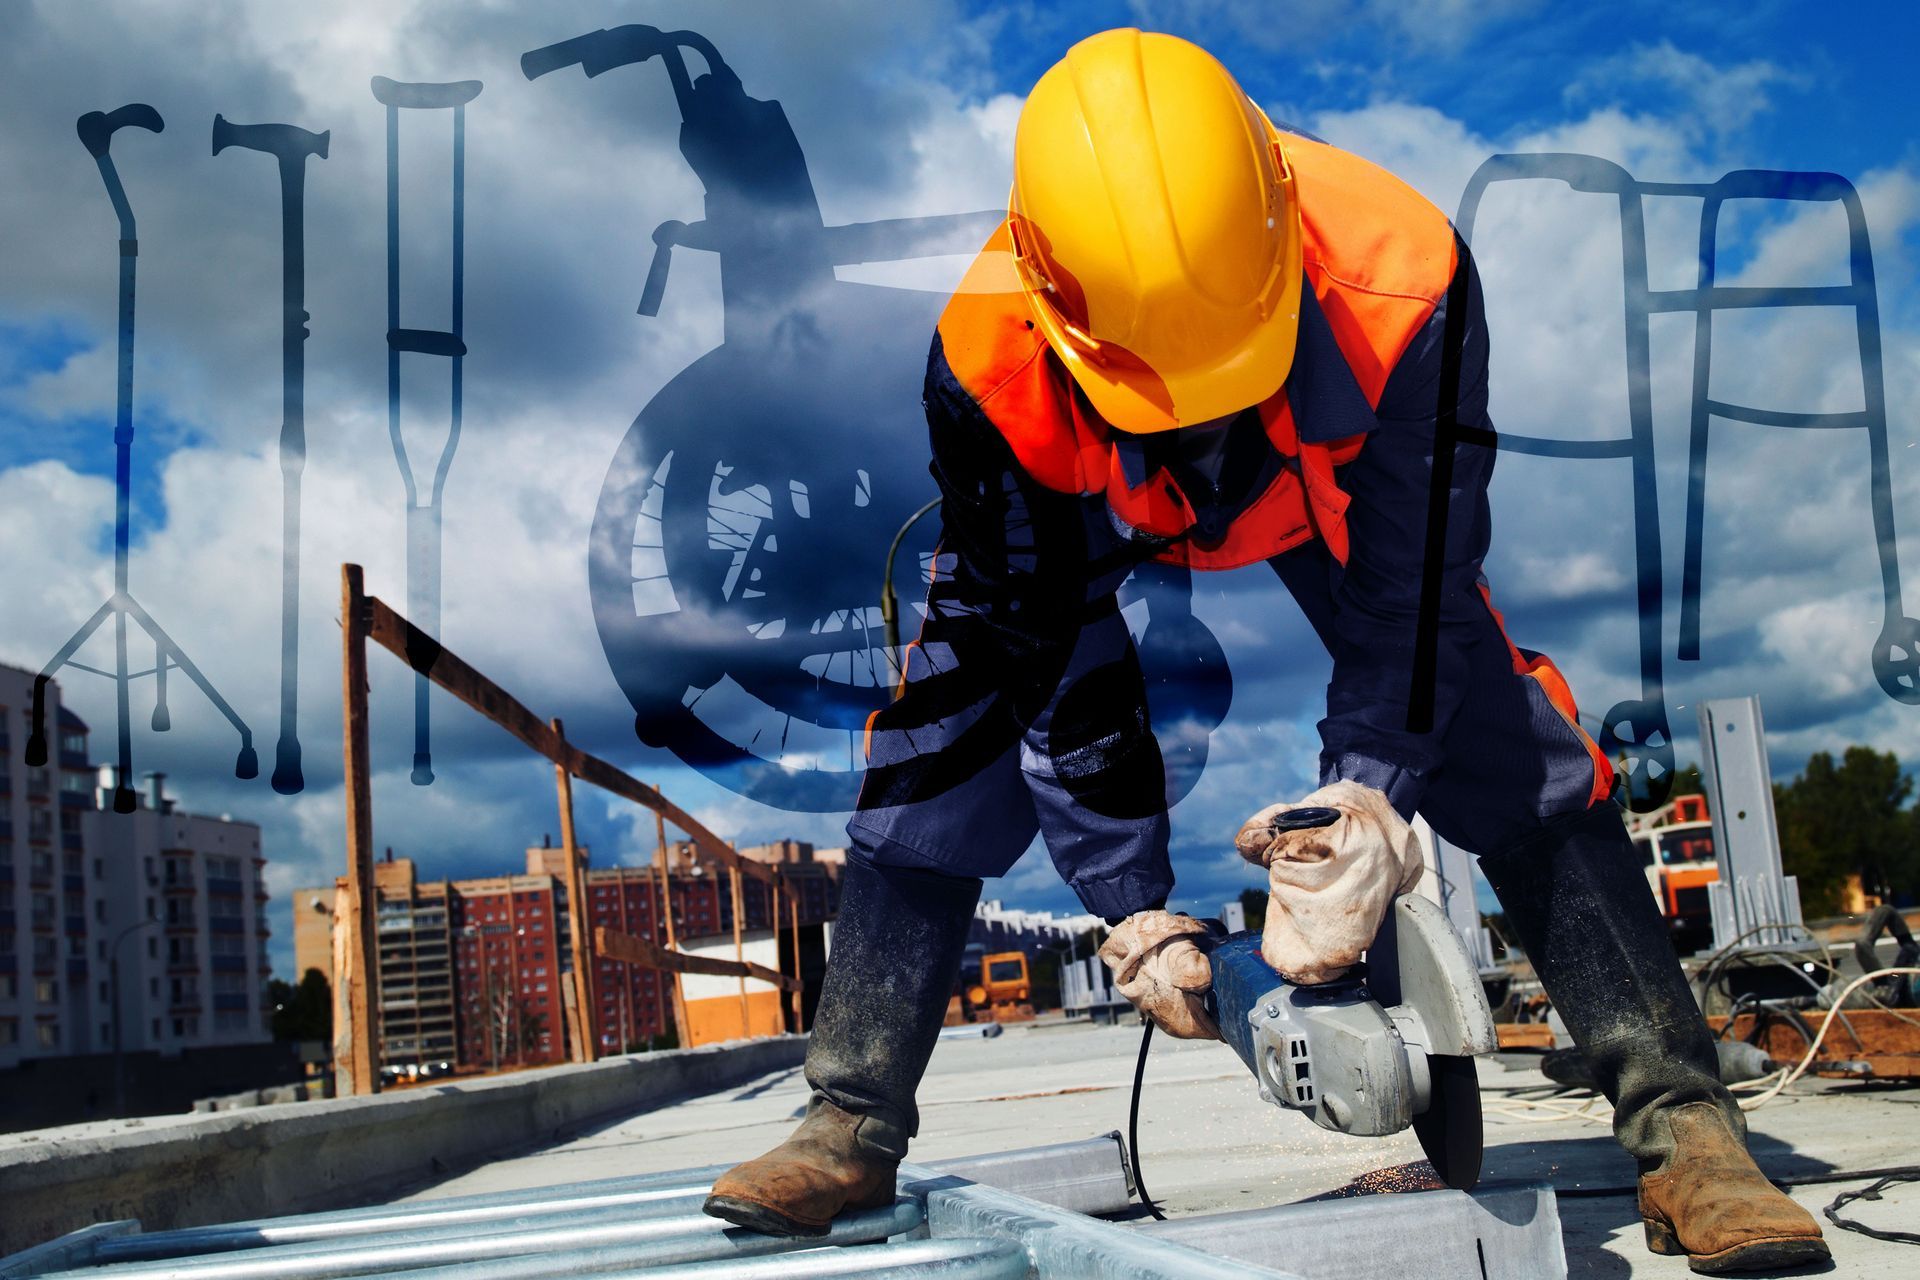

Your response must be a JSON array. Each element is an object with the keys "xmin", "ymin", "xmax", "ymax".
[
  {"xmin": 1644, "ymin": 1219, "xmax": 1831, "ymax": 1275},
  {"xmin": 704, "ymin": 1194, "xmax": 831, "ymax": 1238}
]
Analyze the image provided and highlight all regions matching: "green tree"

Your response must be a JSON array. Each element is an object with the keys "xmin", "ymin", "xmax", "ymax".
[
  {"xmin": 1668, "ymin": 763, "xmax": 1705, "ymax": 799},
  {"xmin": 518, "ymin": 1002, "xmax": 547, "ymax": 1058},
  {"xmin": 1236, "ymin": 887, "xmax": 1267, "ymax": 933},
  {"xmin": 1774, "ymin": 747, "xmax": 1917, "ymax": 915},
  {"xmin": 269, "ymin": 967, "xmax": 332, "ymax": 1042}
]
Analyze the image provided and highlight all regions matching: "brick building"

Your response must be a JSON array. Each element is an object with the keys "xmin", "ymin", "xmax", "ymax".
[
  {"xmin": 1, "ymin": 664, "xmax": 271, "ymax": 1066},
  {"xmin": 583, "ymin": 841, "xmax": 840, "ymax": 1053},
  {"xmin": 451, "ymin": 868, "xmax": 568, "ymax": 1069},
  {"xmin": 295, "ymin": 838, "xmax": 840, "ymax": 1071}
]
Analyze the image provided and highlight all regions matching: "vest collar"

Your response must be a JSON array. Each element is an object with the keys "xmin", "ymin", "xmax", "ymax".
[
  {"xmin": 1287, "ymin": 270, "xmax": 1379, "ymax": 443},
  {"xmin": 1105, "ymin": 271, "xmax": 1375, "ymax": 544}
]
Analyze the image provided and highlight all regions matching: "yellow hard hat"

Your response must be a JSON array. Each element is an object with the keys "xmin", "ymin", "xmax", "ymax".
[{"xmin": 1009, "ymin": 28, "xmax": 1303, "ymax": 434}]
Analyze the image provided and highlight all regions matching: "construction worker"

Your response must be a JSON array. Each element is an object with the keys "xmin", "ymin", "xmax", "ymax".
[{"xmin": 705, "ymin": 29, "xmax": 1827, "ymax": 1274}]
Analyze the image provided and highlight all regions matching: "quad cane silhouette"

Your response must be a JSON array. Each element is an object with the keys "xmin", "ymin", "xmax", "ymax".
[
  {"xmin": 213, "ymin": 113, "xmax": 328, "ymax": 795},
  {"xmin": 370, "ymin": 75, "xmax": 482, "ymax": 786},
  {"xmin": 1417, "ymin": 153, "xmax": 1919, "ymax": 811},
  {"xmin": 26, "ymin": 105, "xmax": 259, "ymax": 811}
]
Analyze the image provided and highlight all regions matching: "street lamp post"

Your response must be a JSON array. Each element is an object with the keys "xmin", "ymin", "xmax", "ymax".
[{"xmin": 110, "ymin": 916, "xmax": 160, "ymax": 1115}]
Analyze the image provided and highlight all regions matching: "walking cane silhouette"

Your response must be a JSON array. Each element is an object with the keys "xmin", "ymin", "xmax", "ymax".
[
  {"xmin": 26, "ymin": 105, "xmax": 259, "ymax": 811},
  {"xmin": 212, "ymin": 114, "xmax": 328, "ymax": 795},
  {"xmin": 370, "ymin": 76, "xmax": 482, "ymax": 786}
]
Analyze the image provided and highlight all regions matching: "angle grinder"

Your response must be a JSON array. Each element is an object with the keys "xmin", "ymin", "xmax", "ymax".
[{"xmin": 1207, "ymin": 807, "xmax": 1497, "ymax": 1189}]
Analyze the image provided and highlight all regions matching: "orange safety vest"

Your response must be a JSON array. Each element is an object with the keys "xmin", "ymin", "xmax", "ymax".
[{"xmin": 936, "ymin": 131, "xmax": 1458, "ymax": 571}]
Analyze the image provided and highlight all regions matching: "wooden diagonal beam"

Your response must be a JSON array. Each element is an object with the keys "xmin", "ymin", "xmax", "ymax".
[
  {"xmin": 595, "ymin": 925, "xmax": 799, "ymax": 992},
  {"xmin": 361, "ymin": 589, "xmax": 774, "ymax": 884}
]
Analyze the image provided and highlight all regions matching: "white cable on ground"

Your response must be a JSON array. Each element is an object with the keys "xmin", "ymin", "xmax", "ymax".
[
  {"xmin": 1483, "ymin": 1096, "xmax": 1611, "ymax": 1126},
  {"xmin": 1739, "ymin": 967, "xmax": 1920, "ymax": 1111}
]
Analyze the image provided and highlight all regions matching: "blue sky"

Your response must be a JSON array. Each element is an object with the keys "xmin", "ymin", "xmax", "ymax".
[{"xmin": 3, "ymin": 1, "xmax": 1918, "ymax": 972}]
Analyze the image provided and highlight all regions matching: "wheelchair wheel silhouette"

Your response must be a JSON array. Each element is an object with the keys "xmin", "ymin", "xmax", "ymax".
[{"xmin": 589, "ymin": 285, "xmax": 943, "ymax": 812}]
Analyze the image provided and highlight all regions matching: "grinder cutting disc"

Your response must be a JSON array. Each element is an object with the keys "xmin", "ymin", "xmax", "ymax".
[{"xmin": 1413, "ymin": 1053, "xmax": 1483, "ymax": 1190}]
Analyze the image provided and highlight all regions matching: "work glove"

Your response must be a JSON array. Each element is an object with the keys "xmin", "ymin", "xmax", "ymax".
[
  {"xmin": 1235, "ymin": 780, "xmax": 1424, "ymax": 986},
  {"xmin": 1098, "ymin": 910, "xmax": 1220, "ymax": 1041}
]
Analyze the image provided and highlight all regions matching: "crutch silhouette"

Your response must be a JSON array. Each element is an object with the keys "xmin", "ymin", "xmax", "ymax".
[
  {"xmin": 1676, "ymin": 170, "xmax": 1920, "ymax": 703},
  {"xmin": 1444, "ymin": 153, "xmax": 1679, "ymax": 809},
  {"xmin": 370, "ymin": 76, "xmax": 482, "ymax": 786},
  {"xmin": 213, "ymin": 114, "xmax": 329, "ymax": 795},
  {"xmin": 26, "ymin": 105, "xmax": 259, "ymax": 811}
]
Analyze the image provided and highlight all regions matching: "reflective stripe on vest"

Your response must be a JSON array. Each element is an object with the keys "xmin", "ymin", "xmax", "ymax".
[{"xmin": 938, "ymin": 131, "xmax": 1458, "ymax": 571}]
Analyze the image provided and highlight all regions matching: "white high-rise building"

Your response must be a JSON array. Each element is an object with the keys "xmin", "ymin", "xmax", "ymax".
[
  {"xmin": 0, "ymin": 663, "xmax": 272, "ymax": 1066},
  {"xmin": 86, "ymin": 771, "xmax": 272, "ymax": 1051},
  {"xmin": 0, "ymin": 664, "xmax": 110, "ymax": 1064}
]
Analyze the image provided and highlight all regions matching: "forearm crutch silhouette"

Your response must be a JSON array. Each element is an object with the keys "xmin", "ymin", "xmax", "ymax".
[
  {"xmin": 26, "ymin": 106, "xmax": 259, "ymax": 812},
  {"xmin": 370, "ymin": 75, "xmax": 482, "ymax": 786},
  {"xmin": 213, "ymin": 114, "xmax": 328, "ymax": 795},
  {"xmin": 1676, "ymin": 170, "xmax": 1920, "ymax": 704}
]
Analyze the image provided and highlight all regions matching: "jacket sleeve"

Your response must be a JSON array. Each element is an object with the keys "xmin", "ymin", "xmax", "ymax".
[
  {"xmin": 849, "ymin": 335, "xmax": 1173, "ymax": 918},
  {"xmin": 1316, "ymin": 241, "xmax": 1498, "ymax": 817}
]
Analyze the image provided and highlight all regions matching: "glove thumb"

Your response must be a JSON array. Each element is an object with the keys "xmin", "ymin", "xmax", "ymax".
[{"xmin": 1161, "ymin": 937, "xmax": 1212, "ymax": 992}]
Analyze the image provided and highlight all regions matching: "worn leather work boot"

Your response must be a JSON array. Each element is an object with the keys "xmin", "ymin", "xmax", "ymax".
[
  {"xmin": 703, "ymin": 1097, "xmax": 898, "ymax": 1236},
  {"xmin": 705, "ymin": 852, "xmax": 982, "ymax": 1236},
  {"xmin": 1639, "ymin": 1101, "xmax": 1828, "ymax": 1273},
  {"xmin": 1477, "ymin": 804, "xmax": 1827, "ymax": 1273}
]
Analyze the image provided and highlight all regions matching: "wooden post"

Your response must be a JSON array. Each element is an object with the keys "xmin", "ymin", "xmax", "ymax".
[
  {"xmin": 654, "ymin": 812, "xmax": 690, "ymax": 1048},
  {"xmin": 551, "ymin": 717, "xmax": 596, "ymax": 1064},
  {"xmin": 729, "ymin": 856, "xmax": 749, "ymax": 1036},
  {"xmin": 338, "ymin": 565, "xmax": 380, "ymax": 1096},
  {"xmin": 770, "ymin": 873, "xmax": 785, "ymax": 1033},
  {"xmin": 787, "ymin": 871, "xmax": 805, "ymax": 1032}
]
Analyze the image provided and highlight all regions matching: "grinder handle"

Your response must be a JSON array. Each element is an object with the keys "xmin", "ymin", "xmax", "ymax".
[{"xmin": 1263, "ymin": 805, "xmax": 1342, "ymax": 833}]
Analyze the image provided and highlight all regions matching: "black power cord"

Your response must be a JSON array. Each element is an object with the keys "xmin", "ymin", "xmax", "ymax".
[
  {"xmin": 1824, "ymin": 1172, "xmax": 1920, "ymax": 1247},
  {"xmin": 1128, "ymin": 1018, "xmax": 1168, "ymax": 1220}
]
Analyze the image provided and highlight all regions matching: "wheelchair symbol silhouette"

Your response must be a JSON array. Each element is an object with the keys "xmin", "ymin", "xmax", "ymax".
[{"xmin": 526, "ymin": 25, "xmax": 1232, "ymax": 812}]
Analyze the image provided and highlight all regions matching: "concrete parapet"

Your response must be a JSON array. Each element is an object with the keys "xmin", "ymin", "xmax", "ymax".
[{"xmin": 0, "ymin": 1036, "xmax": 805, "ymax": 1253}]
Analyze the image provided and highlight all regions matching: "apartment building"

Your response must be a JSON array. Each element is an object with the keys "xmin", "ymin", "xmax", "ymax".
[
  {"xmin": 450, "ymin": 870, "xmax": 567, "ymax": 1069},
  {"xmin": 0, "ymin": 664, "xmax": 270, "ymax": 1067},
  {"xmin": 294, "ymin": 837, "xmax": 843, "ymax": 1070},
  {"xmin": 87, "ymin": 773, "xmax": 271, "ymax": 1052},
  {"xmin": 0, "ymin": 666, "xmax": 107, "ymax": 1064},
  {"xmin": 583, "ymin": 841, "xmax": 841, "ymax": 1053},
  {"xmin": 371, "ymin": 856, "xmax": 456, "ymax": 1069}
]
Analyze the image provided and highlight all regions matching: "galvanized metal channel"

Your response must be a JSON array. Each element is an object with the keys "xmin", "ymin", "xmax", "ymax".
[{"xmin": 2, "ymin": 1134, "xmax": 1565, "ymax": 1279}]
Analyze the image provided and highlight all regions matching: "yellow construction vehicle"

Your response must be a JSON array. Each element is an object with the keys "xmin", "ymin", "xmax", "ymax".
[
  {"xmin": 1626, "ymin": 794, "xmax": 1720, "ymax": 955},
  {"xmin": 944, "ymin": 948, "xmax": 1038, "ymax": 1024}
]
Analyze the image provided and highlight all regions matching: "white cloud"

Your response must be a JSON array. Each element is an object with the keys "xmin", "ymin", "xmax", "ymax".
[
  {"xmin": 1566, "ymin": 41, "xmax": 1809, "ymax": 139},
  {"xmin": 2, "ymin": 7, "xmax": 1915, "ymax": 955}
]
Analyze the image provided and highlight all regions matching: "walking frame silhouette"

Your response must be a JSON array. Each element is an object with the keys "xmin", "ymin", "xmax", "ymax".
[{"xmin": 1412, "ymin": 153, "xmax": 1920, "ymax": 812}]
